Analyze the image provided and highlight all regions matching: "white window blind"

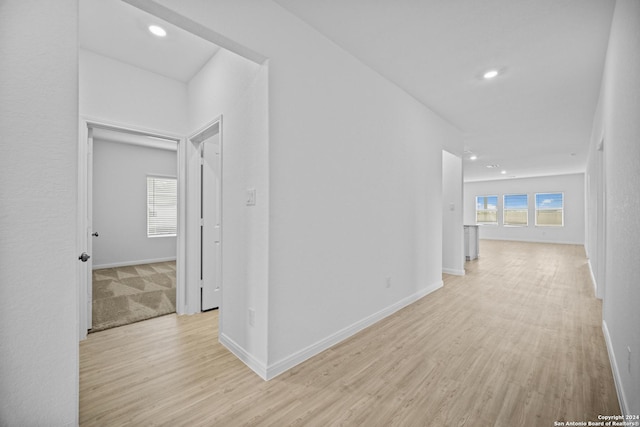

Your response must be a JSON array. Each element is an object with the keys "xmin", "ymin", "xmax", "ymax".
[
  {"xmin": 503, "ymin": 194, "xmax": 528, "ymax": 226},
  {"xmin": 476, "ymin": 195, "xmax": 498, "ymax": 225},
  {"xmin": 147, "ymin": 176, "xmax": 177, "ymax": 237}
]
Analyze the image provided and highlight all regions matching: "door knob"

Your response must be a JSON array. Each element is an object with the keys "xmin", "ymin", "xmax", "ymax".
[
  {"xmin": 92, "ymin": 232, "xmax": 99, "ymax": 237},
  {"xmin": 78, "ymin": 252, "xmax": 91, "ymax": 262}
]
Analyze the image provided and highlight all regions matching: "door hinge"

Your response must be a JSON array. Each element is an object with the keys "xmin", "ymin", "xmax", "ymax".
[
  {"xmin": 200, "ymin": 279, "xmax": 204, "ymax": 289},
  {"xmin": 200, "ymin": 218, "xmax": 204, "ymax": 227}
]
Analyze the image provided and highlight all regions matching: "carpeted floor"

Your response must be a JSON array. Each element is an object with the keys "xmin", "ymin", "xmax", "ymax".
[{"xmin": 91, "ymin": 261, "xmax": 176, "ymax": 332}]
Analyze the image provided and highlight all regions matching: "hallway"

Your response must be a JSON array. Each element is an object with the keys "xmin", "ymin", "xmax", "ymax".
[{"xmin": 79, "ymin": 240, "xmax": 619, "ymax": 426}]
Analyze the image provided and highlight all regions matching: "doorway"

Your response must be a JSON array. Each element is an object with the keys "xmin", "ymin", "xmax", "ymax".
[
  {"xmin": 78, "ymin": 121, "xmax": 184, "ymax": 336},
  {"xmin": 189, "ymin": 119, "xmax": 223, "ymax": 312}
]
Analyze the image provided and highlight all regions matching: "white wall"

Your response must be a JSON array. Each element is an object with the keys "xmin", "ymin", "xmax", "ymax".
[
  {"xmin": 0, "ymin": 1, "xmax": 78, "ymax": 425},
  {"xmin": 142, "ymin": 0, "xmax": 463, "ymax": 378},
  {"xmin": 79, "ymin": 49, "xmax": 188, "ymax": 135},
  {"xmin": 93, "ymin": 139, "xmax": 177, "ymax": 268},
  {"xmin": 587, "ymin": 0, "xmax": 640, "ymax": 416},
  {"xmin": 442, "ymin": 151, "xmax": 465, "ymax": 275},
  {"xmin": 187, "ymin": 48, "xmax": 270, "ymax": 368},
  {"xmin": 463, "ymin": 174, "xmax": 585, "ymax": 245}
]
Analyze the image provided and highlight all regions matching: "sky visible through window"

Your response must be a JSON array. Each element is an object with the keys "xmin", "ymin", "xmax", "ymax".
[
  {"xmin": 476, "ymin": 195, "xmax": 497, "ymax": 210},
  {"xmin": 535, "ymin": 193, "xmax": 563, "ymax": 209},
  {"xmin": 504, "ymin": 194, "xmax": 527, "ymax": 210}
]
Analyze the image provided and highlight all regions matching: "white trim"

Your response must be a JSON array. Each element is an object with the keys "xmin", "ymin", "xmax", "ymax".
[
  {"xmin": 92, "ymin": 127, "xmax": 178, "ymax": 151},
  {"xmin": 77, "ymin": 121, "xmax": 90, "ymax": 340},
  {"xmin": 587, "ymin": 259, "xmax": 600, "ymax": 299},
  {"xmin": 176, "ymin": 136, "xmax": 187, "ymax": 315},
  {"xmin": 81, "ymin": 116, "xmax": 183, "ymax": 141},
  {"xmin": 478, "ymin": 237, "xmax": 584, "ymax": 245},
  {"xmin": 264, "ymin": 280, "xmax": 444, "ymax": 380},
  {"xmin": 443, "ymin": 268, "xmax": 465, "ymax": 276},
  {"xmin": 185, "ymin": 116, "xmax": 223, "ymax": 315},
  {"xmin": 219, "ymin": 333, "xmax": 268, "ymax": 380},
  {"xmin": 92, "ymin": 257, "xmax": 177, "ymax": 270},
  {"xmin": 602, "ymin": 320, "xmax": 627, "ymax": 416}
]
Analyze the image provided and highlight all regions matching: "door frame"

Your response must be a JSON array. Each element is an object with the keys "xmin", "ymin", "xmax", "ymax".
[
  {"xmin": 185, "ymin": 116, "xmax": 223, "ymax": 316},
  {"xmin": 596, "ymin": 135, "xmax": 606, "ymax": 301},
  {"xmin": 77, "ymin": 117, "xmax": 186, "ymax": 339}
]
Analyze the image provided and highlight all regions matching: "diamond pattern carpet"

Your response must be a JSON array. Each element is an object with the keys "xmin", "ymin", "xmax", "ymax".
[{"xmin": 91, "ymin": 261, "xmax": 176, "ymax": 332}]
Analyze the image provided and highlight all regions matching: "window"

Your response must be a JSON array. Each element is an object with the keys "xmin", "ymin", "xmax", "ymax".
[
  {"xmin": 535, "ymin": 192, "xmax": 564, "ymax": 226},
  {"xmin": 147, "ymin": 176, "xmax": 177, "ymax": 237},
  {"xmin": 476, "ymin": 195, "xmax": 498, "ymax": 225},
  {"xmin": 503, "ymin": 194, "xmax": 528, "ymax": 226}
]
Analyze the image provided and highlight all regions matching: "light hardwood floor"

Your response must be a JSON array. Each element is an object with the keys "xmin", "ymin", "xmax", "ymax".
[{"xmin": 80, "ymin": 240, "xmax": 620, "ymax": 426}]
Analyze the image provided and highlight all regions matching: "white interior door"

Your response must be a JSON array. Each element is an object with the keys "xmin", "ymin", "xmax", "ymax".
[{"xmin": 201, "ymin": 131, "xmax": 221, "ymax": 310}]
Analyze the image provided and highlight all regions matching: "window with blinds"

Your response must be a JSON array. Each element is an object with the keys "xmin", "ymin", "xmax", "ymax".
[
  {"xmin": 147, "ymin": 176, "xmax": 177, "ymax": 237},
  {"xmin": 503, "ymin": 194, "xmax": 528, "ymax": 226},
  {"xmin": 476, "ymin": 195, "xmax": 498, "ymax": 225},
  {"xmin": 535, "ymin": 192, "xmax": 564, "ymax": 227}
]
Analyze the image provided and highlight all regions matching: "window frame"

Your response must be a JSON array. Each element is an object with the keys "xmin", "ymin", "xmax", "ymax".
[
  {"xmin": 503, "ymin": 193, "xmax": 529, "ymax": 227},
  {"xmin": 475, "ymin": 195, "xmax": 499, "ymax": 225},
  {"xmin": 534, "ymin": 192, "xmax": 564, "ymax": 227},
  {"xmin": 147, "ymin": 175, "xmax": 178, "ymax": 238}
]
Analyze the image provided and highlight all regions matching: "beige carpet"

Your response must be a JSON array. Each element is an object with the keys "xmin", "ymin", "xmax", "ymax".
[{"xmin": 91, "ymin": 261, "xmax": 176, "ymax": 332}]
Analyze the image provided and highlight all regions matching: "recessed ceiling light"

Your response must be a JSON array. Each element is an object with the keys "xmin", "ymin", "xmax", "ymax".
[
  {"xmin": 148, "ymin": 25, "xmax": 167, "ymax": 37},
  {"xmin": 501, "ymin": 170, "xmax": 507, "ymax": 174},
  {"xmin": 469, "ymin": 155, "xmax": 478, "ymax": 161},
  {"xmin": 483, "ymin": 69, "xmax": 499, "ymax": 79}
]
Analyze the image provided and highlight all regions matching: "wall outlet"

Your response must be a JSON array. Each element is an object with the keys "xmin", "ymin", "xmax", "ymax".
[
  {"xmin": 249, "ymin": 308, "xmax": 255, "ymax": 327},
  {"xmin": 386, "ymin": 277, "xmax": 392, "ymax": 288}
]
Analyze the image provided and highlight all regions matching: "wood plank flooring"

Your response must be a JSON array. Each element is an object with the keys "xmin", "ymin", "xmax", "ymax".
[{"xmin": 80, "ymin": 240, "xmax": 620, "ymax": 426}]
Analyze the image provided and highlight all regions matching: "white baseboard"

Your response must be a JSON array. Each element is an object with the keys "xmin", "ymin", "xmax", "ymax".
[
  {"xmin": 92, "ymin": 257, "xmax": 176, "ymax": 270},
  {"xmin": 443, "ymin": 267, "xmax": 465, "ymax": 276},
  {"xmin": 219, "ymin": 333, "xmax": 268, "ymax": 380},
  {"xmin": 265, "ymin": 280, "xmax": 444, "ymax": 380},
  {"xmin": 602, "ymin": 320, "xmax": 627, "ymax": 416},
  {"xmin": 479, "ymin": 237, "xmax": 584, "ymax": 245}
]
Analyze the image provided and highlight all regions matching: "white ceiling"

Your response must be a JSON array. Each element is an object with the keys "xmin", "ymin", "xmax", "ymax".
[
  {"xmin": 273, "ymin": 0, "xmax": 615, "ymax": 182},
  {"xmin": 79, "ymin": 0, "xmax": 219, "ymax": 82},
  {"xmin": 81, "ymin": 1, "xmax": 615, "ymax": 182}
]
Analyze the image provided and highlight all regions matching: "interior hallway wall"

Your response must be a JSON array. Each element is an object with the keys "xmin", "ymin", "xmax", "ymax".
[
  {"xmin": 79, "ymin": 49, "xmax": 188, "ymax": 135},
  {"xmin": 0, "ymin": 1, "xmax": 79, "ymax": 425},
  {"xmin": 187, "ymin": 48, "xmax": 270, "ymax": 367},
  {"xmin": 442, "ymin": 150, "xmax": 465, "ymax": 275},
  {"xmin": 140, "ymin": 0, "xmax": 464, "ymax": 378},
  {"xmin": 589, "ymin": 0, "xmax": 640, "ymax": 416}
]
